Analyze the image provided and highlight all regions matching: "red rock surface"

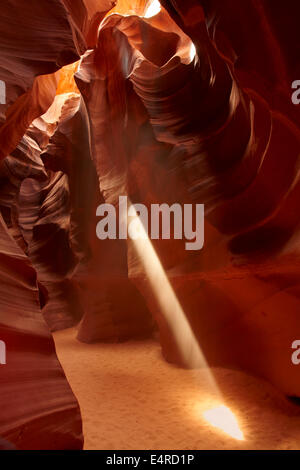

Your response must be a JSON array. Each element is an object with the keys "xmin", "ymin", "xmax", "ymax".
[
  {"xmin": 0, "ymin": 211, "xmax": 82, "ymax": 449},
  {"xmin": 0, "ymin": 0, "xmax": 300, "ymax": 449},
  {"xmin": 75, "ymin": 0, "xmax": 300, "ymax": 396}
]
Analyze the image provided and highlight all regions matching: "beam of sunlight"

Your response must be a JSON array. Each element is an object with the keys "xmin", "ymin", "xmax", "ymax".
[
  {"xmin": 127, "ymin": 203, "xmax": 245, "ymax": 441},
  {"xmin": 203, "ymin": 405, "xmax": 244, "ymax": 441},
  {"xmin": 127, "ymin": 202, "xmax": 216, "ymax": 381}
]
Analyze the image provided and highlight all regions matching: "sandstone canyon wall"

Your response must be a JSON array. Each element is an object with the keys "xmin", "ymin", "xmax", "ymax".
[{"xmin": 0, "ymin": 0, "xmax": 300, "ymax": 449}]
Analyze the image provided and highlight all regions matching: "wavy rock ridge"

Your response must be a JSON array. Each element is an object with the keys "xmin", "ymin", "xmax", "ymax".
[{"xmin": 0, "ymin": 0, "xmax": 300, "ymax": 449}]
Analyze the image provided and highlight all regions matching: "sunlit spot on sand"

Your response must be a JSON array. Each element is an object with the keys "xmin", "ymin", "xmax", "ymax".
[{"xmin": 203, "ymin": 405, "xmax": 245, "ymax": 441}]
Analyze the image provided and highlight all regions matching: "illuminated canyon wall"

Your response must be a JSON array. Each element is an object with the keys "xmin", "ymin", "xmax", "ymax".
[{"xmin": 0, "ymin": 0, "xmax": 300, "ymax": 449}]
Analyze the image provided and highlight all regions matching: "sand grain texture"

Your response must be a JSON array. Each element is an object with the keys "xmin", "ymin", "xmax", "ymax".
[{"xmin": 54, "ymin": 328, "xmax": 300, "ymax": 450}]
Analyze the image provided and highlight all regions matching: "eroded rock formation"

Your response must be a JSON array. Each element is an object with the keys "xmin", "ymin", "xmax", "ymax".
[{"xmin": 0, "ymin": 0, "xmax": 300, "ymax": 449}]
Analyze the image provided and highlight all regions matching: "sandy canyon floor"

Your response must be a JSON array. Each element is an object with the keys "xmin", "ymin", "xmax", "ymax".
[{"xmin": 54, "ymin": 328, "xmax": 300, "ymax": 450}]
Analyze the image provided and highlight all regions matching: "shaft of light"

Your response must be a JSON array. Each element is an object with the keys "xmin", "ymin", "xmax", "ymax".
[{"xmin": 128, "ymin": 204, "xmax": 245, "ymax": 441}]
